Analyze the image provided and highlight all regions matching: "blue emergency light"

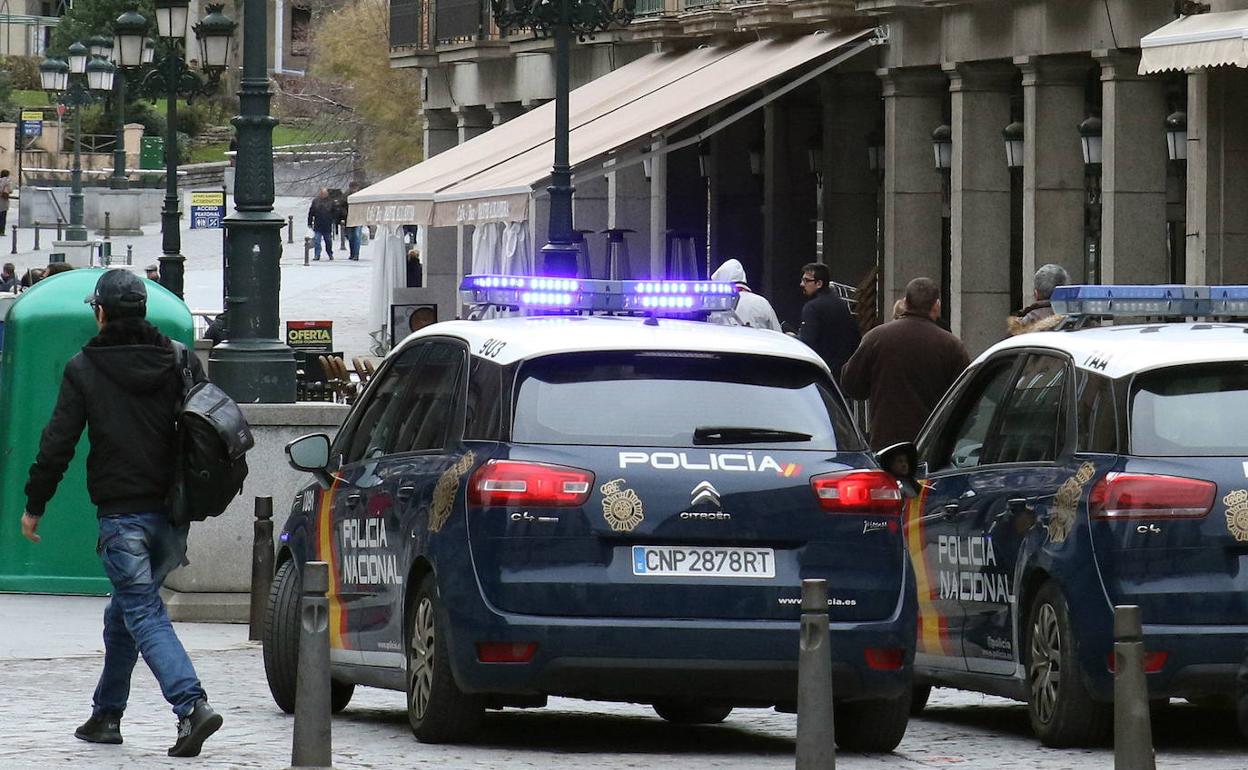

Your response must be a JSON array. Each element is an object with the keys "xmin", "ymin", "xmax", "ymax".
[
  {"xmin": 1050, "ymin": 284, "xmax": 1248, "ymax": 320},
  {"xmin": 459, "ymin": 274, "xmax": 739, "ymax": 316}
]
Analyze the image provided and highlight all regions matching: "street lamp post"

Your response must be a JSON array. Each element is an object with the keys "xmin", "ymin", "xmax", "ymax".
[
  {"xmin": 489, "ymin": 0, "xmax": 634, "ymax": 278},
  {"xmin": 208, "ymin": 0, "xmax": 297, "ymax": 402},
  {"xmin": 88, "ymin": 32, "xmax": 131, "ymax": 191},
  {"xmin": 40, "ymin": 46, "xmax": 116, "ymax": 244},
  {"xmin": 115, "ymin": 1, "xmax": 235, "ymax": 299}
]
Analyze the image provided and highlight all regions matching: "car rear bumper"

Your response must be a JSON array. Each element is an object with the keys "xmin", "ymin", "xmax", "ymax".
[
  {"xmin": 1084, "ymin": 623, "xmax": 1248, "ymax": 700},
  {"xmin": 443, "ymin": 604, "xmax": 916, "ymax": 705}
]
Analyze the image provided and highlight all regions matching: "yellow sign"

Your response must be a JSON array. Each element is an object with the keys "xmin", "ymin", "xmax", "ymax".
[
  {"xmin": 190, "ymin": 191, "xmax": 225, "ymax": 207},
  {"xmin": 20, "ymin": 111, "xmax": 42, "ymax": 122}
]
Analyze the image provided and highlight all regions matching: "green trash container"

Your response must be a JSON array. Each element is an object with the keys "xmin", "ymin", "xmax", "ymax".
[
  {"xmin": 0, "ymin": 268, "xmax": 193, "ymax": 595},
  {"xmin": 140, "ymin": 135, "xmax": 164, "ymax": 170}
]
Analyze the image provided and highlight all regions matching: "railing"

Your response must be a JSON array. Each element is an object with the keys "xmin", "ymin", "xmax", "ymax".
[
  {"xmin": 680, "ymin": 0, "xmax": 722, "ymax": 11},
  {"xmin": 390, "ymin": 0, "xmax": 434, "ymax": 49},
  {"xmin": 62, "ymin": 133, "xmax": 117, "ymax": 154},
  {"xmin": 634, "ymin": 0, "xmax": 671, "ymax": 16}
]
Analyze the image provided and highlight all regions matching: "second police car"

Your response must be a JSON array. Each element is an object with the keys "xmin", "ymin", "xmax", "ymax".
[
  {"xmin": 262, "ymin": 275, "xmax": 918, "ymax": 749},
  {"xmin": 905, "ymin": 284, "xmax": 1248, "ymax": 747}
]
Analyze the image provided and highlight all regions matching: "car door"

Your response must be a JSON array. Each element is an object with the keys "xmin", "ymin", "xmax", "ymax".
[
  {"xmin": 910, "ymin": 354, "xmax": 1021, "ymax": 671},
  {"xmin": 320, "ymin": 343, "xmax": 429, "ymax": 664},
  {"xmin": 959, "ymin": 352, "xmax": 1074, "ymax": 675}
]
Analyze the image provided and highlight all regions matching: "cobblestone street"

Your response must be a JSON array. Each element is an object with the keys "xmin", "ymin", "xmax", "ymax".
[{"xmin": 1, "ymin": 597, "xmax": 1244, "ymax": 770}]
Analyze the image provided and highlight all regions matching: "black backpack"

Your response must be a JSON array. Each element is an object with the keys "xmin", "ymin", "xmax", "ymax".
[{"xmin": 168, "ymin": 342, "xmax": 254, "ymax": 525}]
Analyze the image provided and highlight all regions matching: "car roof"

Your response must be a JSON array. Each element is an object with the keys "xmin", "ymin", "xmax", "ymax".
[
  {"xmin": 981, "ymin": 323, "xmax": 1248, "ymax": 379},
  {"xmin": 394, "ymin": 315, "xmax": 830, "ymax": 371}
]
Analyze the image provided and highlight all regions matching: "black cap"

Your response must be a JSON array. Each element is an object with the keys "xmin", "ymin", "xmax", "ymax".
[{"xmin": 85, "ymin": 269, "xmax": 147, "ymax": 311}]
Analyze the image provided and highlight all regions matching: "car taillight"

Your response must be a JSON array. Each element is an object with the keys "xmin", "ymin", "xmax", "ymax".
[
  {"xmin": 477, "ymin": 642, "xmax": 538, "ymax": 663},
  {"xmin": 864, "ymin": 647, "xmax": 905, "ymax": 671},
  {"xmin": 810, "ymin": 470, "xmax": 903, "ymax": 516},
  {"xmin": 1089, "ymin": 473, "xmax": 1215, "ymax": 520},
  {"xmin": 468, "ymin": 460, "xmax": 593, "ymax": 508}
]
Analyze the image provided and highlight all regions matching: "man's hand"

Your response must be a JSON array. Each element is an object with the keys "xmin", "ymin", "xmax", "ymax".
[{"xmin": 20, "ymin": 513, "xmax": 41, "ymax": 544}]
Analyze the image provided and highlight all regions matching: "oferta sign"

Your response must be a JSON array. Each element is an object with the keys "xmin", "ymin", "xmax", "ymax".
[{"xmin": 285, "ymin": 320, "xmax": 333, "ymax": 353}]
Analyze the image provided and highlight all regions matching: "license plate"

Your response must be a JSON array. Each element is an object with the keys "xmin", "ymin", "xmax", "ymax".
[{"xmin": 631, "ymin": 545, "xmax": 775, "ymax": 578}]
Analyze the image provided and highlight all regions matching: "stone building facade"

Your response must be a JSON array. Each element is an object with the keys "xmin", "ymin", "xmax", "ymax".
[{"xmin": 386, "ymin": 0, "xmax": 1247, "ymax": 354}]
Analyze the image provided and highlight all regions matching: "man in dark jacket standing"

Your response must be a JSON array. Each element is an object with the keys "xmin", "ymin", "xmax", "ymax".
[
  {"xmin": 19, "ymin": 270, "xmax": 223, "ymax": 758},
  {"xmin": 307, "ymin": 187, "xmax": 336, "ymax": 261},
  {"xmin": 797, "ymin": 262, "xmax": 860, "ymax": 381},
  {"xmin": 841, "ymin": 277, "xmax": 970, "ymax": 450}
]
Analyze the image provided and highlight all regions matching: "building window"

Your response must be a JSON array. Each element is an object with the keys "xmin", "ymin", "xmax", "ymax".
[{"xmin": 290, "ymin": 4, "xmax": 312, "ymax": 58}]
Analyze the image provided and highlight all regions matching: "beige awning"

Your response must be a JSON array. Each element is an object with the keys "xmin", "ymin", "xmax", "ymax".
[
  {"xmin": 349, "ymin": 28, "xmax": 880, "ymax": 227},
  {"xmin": 1140, "ymin": 10, "xmax": 1248, "ymax": 74}
]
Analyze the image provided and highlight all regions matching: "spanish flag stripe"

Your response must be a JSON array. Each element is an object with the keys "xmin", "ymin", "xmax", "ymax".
[
  {"xmin": 315, "ymin": 482, "xmax": 348, "ymax": 650},
  {"xmin": 904, "ymin": 487, "xmax": 952, "ymax": 657}
]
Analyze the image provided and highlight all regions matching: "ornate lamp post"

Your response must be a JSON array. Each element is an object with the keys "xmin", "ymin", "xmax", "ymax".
[
  {"xmin": 40, "ymin": 47, "xmax": 116, "ymax": 243},
  {"xmin": 208, "ymin": 0, "xmax": 297, "ymax": 402},
  {"xmin": 489, "ymin": 0, "xmax": 634, "ymax": 277},
  {"xmin": 114, "ymin": 1, "xmax": 236, "ymax": 299}
]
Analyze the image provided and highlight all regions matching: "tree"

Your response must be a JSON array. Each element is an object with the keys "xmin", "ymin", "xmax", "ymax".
[
  {"xmin": 50, "ymin": 0, "xmax": 157, "ymax": 55},
  {"xmin": 302, "ymin": 0, "xmax": 424, "ymax": 179}
]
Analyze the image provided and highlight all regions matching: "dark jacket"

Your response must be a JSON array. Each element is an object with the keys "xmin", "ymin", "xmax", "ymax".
[
  {"xmin": 840, "ymin": 313, "xmax": 970, "ymax": 450},
  {"xmin": 308, "ymin": 196, "xmax": 337, "ymax": 233},
  {"xmin": 0, "ymin": 272, "xmax": 16, "ymax": 293},
  {"xmin": 798, "ymin": 288, "xmax": 861, "ymax": 381},
  {"xmin": 24, "ymin": 319, "xmax": 206, "ymax": 517},
  {"xmin": 1008, "ymin": 301, "xmax": 1063, "ymax": 336}
]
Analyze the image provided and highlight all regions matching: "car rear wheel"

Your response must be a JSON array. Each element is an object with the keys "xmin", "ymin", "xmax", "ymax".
[
  {"xmin": 1024, "ymin": 581, "xmax": 1110, "ymax": 747},
  {"xmin": 406, "ymin": 574, "xmax": 484, "ymax": 743},
  {"xmin": 833, "ymin": 691, "xmax": 910, "ymax": 752},
  {"xmin": 652, "ymin": 701, "xmax": 733, "ymax": 724},
  {"xmin": 263, "ymin": 560, "xmax": 356, "ymax": 714},
  {"xmin": 910, "ymin": 684, "xmax": 932, "ymax": 715}
]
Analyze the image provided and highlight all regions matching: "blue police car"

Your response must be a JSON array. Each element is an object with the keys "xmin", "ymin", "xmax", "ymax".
[
  {"xmin": 905, "ymin": 284, "xmax": 1248, "ymax": 747},
  {"xmin": 262, "ymin": 276, "xmax": 917, "ymax": 749}
]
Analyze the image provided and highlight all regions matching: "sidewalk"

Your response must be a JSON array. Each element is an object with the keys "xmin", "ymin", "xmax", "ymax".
[{"xmin": 2, "ymin": 196, "xmax": 379, "ymax": 360}]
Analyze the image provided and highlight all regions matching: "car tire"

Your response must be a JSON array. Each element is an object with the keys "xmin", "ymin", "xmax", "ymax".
[
  {"xmin": 910, "ymin": 684, "xmax": 932, "ymax": 715},
  {"xmin": 406, "ymin": 574, "xmax": 484, "ymax": 743},
  {"xmin": 652, "ymin": 701, "xmax": 733, "ymax": 724},
  {"xmin": 263, "ymin": 560, "xmax": 357, "ymax": 715},
  {"xmin": 833, "ymin": 691, "xmax": 911, "ymax": 752},
  {"xmin": 1024, "ymin": 581, "xmax": 1110, "ymax": 747}
]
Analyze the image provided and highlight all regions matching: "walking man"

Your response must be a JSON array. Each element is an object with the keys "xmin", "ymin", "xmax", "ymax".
[
  {"xmin": 797, "ymin": 262, "xmax": 861, "ymax": 382},
  {"xmin": 841, "ymin": 277, "xmax": 970, "ymax": 449},
  {"xmin": 307, "ymin": 188, "xmax": 337, "ymax": 261},
  {"xmin": 343, "ymin": 180, "xmax": 363, "ymax": 261},
  {"xmin": 20, "ymin": 270, "xmax": 224, "ymax": 758},
  {"xmin": 0, "ymin": 169, "xmax": 13, "ymax": 236}
]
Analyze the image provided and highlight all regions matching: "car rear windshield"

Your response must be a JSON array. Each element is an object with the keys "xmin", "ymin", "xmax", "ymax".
[
  {"xmin": 1130, "ymin": 362, "xmax": 1248, "ymax": 456},
  {"xmin": 512, "ymin": 351, "xmax": 863, "ymax": 450}
]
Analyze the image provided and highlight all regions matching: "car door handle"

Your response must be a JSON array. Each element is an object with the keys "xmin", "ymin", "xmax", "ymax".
[
  {"xmin": 1007, "ymin": 497, "xmax": 1035, "ymax": 514},
  {"xmin": 942, "ymin": 503, "xmax": 962, "ymax": 520},
  {"xmin": 396, "ymin": 485, "xmax": 417, "ymax": 502},
  {"xmin": 344, "ymin": 492, "xmax": 363, "ymax": 508}
]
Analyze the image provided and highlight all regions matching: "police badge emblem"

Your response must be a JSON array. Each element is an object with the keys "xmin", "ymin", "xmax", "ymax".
[
  {"xmin": 1047, "ymin": 461, "xmax": 1097, "ymax": 545},
  {"xmin": 429, "ymin": 451, "xmax": 476, "ymax": 533},
  {"xmin": 601, "ymin": 479, "xmax": 644, "ymax": 533},
  {"xmin": 1223, "ymin": 489, "xmax": 1248, "ymax": 542}
]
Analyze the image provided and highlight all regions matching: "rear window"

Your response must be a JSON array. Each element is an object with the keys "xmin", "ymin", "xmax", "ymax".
[
  {"xmin": 512, "ymin": 351, "xmax": 862, "ymax": 450},
  {"xmin": 1130, "ymin": 363, "xmax": 1248, "ymax": 456}
]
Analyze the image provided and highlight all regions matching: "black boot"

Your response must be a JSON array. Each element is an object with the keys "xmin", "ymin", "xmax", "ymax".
[
  {"xmin": 75, "ymin": 712, "xmax": 123, "ymax": 744},
  {"xmin": 168, "ymin": 700, "xmax": 223, "ymax": 758}
]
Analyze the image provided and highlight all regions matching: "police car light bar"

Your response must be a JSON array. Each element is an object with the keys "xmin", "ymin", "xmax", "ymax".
[
  {"xmin": 459, "ymin": 275, "xmax": 739, "ymax": 315},
  {"xmin": 1050, "ymin": 284, "xmax": 1209, "ymax": 318}
]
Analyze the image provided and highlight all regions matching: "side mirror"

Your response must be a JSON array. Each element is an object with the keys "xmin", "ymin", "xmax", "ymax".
[
  {"xmin": 875, "ymin": 441, "xmax": 919, "ymax": 498},
  {"xmin": 286, "ymin": 433, "xmax": 333, "ymax": 487}
]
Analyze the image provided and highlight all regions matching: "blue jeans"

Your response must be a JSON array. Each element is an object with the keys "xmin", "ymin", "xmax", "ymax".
[
  {"xmin": 312, "ymin": 228, "xmax": 333, "ymax": 259},
  {"xmin": 94, "ymin": 512, "xmax": 205, "ymax": 718},
  {"xmin": 345, "ymin": 226, "xmax": 361, "ymax": 259}
]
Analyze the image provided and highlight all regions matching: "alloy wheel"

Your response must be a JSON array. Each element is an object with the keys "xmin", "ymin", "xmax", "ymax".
[
  {"xmin": 409, "ymin": 596, "xmax": 436, "ymax": 720},
  {"xmin": 1029, "ymin": 602, "xmax": 1061, "ymax": 725}
]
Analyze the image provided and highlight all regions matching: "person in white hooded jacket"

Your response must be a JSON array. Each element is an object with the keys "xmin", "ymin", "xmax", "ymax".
[{"xmin": 709, "ymin": 259, "xmax": 782, "ymax": 331}]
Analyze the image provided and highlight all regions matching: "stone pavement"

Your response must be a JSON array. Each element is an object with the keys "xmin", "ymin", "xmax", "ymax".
[
  {"xmin": 4, "ymin": 196, "xmax": 379, "ymax": 360},
  {"xmin": 1, "ymin": 594, "xmax": 1245, "ymax": 770}
]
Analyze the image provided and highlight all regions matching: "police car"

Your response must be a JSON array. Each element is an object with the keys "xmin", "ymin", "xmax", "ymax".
[
  {"xmin": 263, "ymin": 275, "xmax": 917, "ymax": 749},
  {"xmin": 905, "ymin": 284, "xmax": 1248, "ymax": 747}
]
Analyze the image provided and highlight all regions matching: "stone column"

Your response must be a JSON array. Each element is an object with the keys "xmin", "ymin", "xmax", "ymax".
[
  {"xmin": 1186, "ymin": 67, "xmax": 1248, "ymax": 284},
  {"xmin": 821, "ymin": 72, "xmax": 881, "ymax": 290},
  {"xmin": 1016, "ymin": 55, "xmax": 1091, "ymax": 283},
  {"xmin": 1096, "ymin": 50, "xmax": 1168, "ymax": 284},
  {"xmin": 1186, "ymin": 69, "xmax": 1211, "ymax": 286},
  {"xmin": 879, "ymin": 67, "xmax": 947, "ymax": 308},
  {"xmin": 946, "ymin": 62, "xmax": 1014, "ymax": 354},
  {"xmin": 649, "ymin": 136, "xmax": 668, "ymax": 280},
  {"xmin": 423, "ymin": 109, "xmax": 460, "ymax": 316}
]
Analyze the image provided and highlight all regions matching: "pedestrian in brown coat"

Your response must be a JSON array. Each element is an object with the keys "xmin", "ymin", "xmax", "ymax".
[{"xmin": 841, "ymin": 277, "xmax": 970, "ymax": 450}]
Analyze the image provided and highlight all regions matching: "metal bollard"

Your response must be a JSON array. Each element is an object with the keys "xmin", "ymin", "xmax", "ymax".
[
  {"xmin": 248, "ymin": 497, "xmax": 275, "ymax": 642},
  {"xmin": 288, "ymin": 215, "xmax": 295, "ymax": 244},
  {"xmin": 290, "ymin": 561, "xmax": 333, "ymax": 768},
  {"xmin": 1113, "ymin": 605, "xmax": 1156, "ymax": 770},
  {"xmin": 9, "ymin": 226, "xmax": 15, "ymax": 255},
  {"xmin": 126, "ymin": 244, "xmax": 133, "ymax": 265},
  {"xmin": 304, "ymin": 237, "xmax": 311, "ymax": 266},
  {"xmin": 104, "ymin": 212, "xmax": 111, "ymax": 240},
  {"xmin": 796, "ymin": 578, "xmax": 836, "ymax": 769},
  {"xmin": 56, "ymin": 220, "xmax": 62, "ymax": 240},
  {"xmin": 33, "ymin": 222, "xmax": 40, "ymax": 251}
]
